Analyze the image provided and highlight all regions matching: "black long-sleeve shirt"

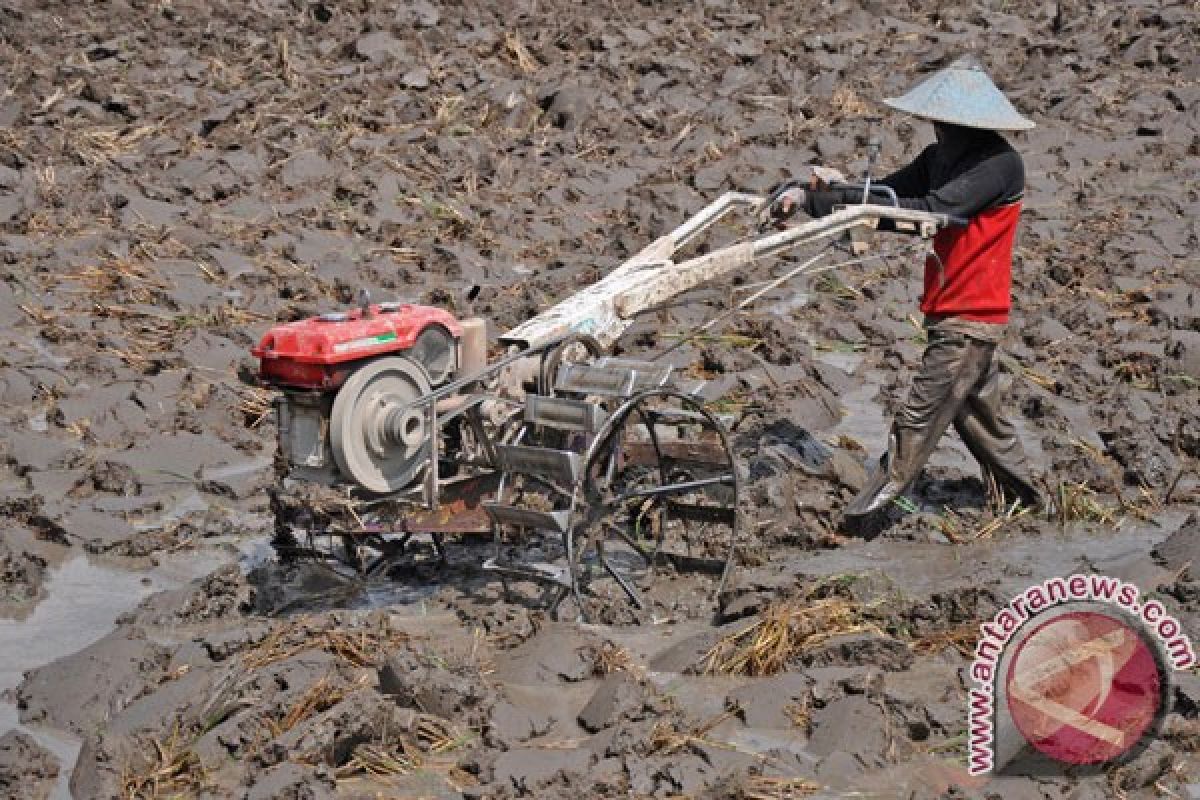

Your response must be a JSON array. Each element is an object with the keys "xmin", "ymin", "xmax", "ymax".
[{"xmin": 803, "ymin": 127, "xmax": 1024, "ymax": 220}]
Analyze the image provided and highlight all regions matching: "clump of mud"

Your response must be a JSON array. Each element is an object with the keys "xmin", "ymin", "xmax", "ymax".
[
  {"xmin": 0, "ymin": 731, "xmax": 58, "ymax": 800},
  {"xmin": 0, "ymin": 541, "xmax": 46, "ymax": 615}
]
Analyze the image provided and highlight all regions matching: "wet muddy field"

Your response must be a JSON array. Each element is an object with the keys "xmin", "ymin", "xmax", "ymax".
[{"xmin": 1, "ymin": 0, "xmax": 1198, "ymax": 797}]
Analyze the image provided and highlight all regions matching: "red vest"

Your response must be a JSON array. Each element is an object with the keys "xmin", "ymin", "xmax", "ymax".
[{"xmin": 921, "ymin": 201, "xmax": 1021, "ymax": 324}]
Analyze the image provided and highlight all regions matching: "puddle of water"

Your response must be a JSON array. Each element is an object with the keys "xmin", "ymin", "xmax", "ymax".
[
  {"xmin": 1011, "ymin": 412, "xmax": 1046, "ymax": 466},
  {"xmin": 0, "ymin": 556, "xmax": 165, "ymax": 691},
  {"xmin": 200, "ymin": 456, "xmax": 273, "ymax": 482},
  {"xmin": 724, "ymin": 725, "xmax": 809, "ymax": 758},
  {"xmin": 361, "ymin": 580, "xmax": 440, "ymax": 610},
  {"xmin": 247, "ymin": 555, "xmax": 443, "ymax": 617},
  {"xmin": 762, "ymin": 289, "xmax": 811, "ymax": 318},
  {"xmin": 132, "ymin": 490, "xmax": 209, "ymax": 531},
  {"xmin": 0, "ymin": 551, "xmax": 231, "ymax": 797},
  {"xmin": 813, "ymin": 348, "xmax": 863, "ymax": 375},
  {"xmin": 827, "ymin": 365, "xmax": 889, "ymax": 454},
  {"xmin": 790, "ymin": 514, "xmax": 1181, "ymax": 602},
  {"xmin": 234, "ymin": 530, "xmax": 278, "ymax": 567}
]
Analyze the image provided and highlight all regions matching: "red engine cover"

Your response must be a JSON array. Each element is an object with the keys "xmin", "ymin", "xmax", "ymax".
[{"xmin": 253, "ymin": 303, "xmax": 461, "ymax": 389}]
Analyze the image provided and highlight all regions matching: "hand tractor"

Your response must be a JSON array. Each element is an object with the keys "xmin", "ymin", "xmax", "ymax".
[{"xmin": 252, "ymin": 192, "xmax": 957, "ymax": 618}]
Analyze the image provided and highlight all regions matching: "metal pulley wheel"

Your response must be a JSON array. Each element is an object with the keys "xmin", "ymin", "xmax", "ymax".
[{"xmin": 330, "ymin": 356, "xmax": 432, "ymax": 494}]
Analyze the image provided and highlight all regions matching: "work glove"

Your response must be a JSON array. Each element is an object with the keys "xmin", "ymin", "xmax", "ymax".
[
  {"xmin": 768, "ymin": 187, "xmax": 807, "ymax": 221},
  {"xmin": 761, "ymin": 167, "xmax": 847, "ymax": 228}
]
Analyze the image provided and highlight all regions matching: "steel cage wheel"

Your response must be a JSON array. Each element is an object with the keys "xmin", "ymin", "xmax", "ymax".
[{"xmin": 579, "ymin": 388, "xmax": 740, "ymax": 604}]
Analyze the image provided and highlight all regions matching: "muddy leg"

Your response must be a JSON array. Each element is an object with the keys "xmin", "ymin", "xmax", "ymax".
[
  {"xmin": 953, "ymin": 359, "xmax": 1043, "ymax": 510},
  {"xmin": 844, "ymin": 331, "xmax": 991, "ymax": 520}
]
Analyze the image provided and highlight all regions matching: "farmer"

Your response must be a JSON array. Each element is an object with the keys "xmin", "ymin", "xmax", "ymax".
[{"xmin": 770, "ymin": 56, "xmax": 1043, "ymax": 525}]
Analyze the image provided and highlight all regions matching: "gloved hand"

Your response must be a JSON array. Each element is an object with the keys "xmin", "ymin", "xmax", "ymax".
[{"xmin": 768, "ymin": 186, "xmax": 807, "ymax": 221}]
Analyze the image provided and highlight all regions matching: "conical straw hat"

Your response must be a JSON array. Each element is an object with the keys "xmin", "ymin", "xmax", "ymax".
[{"xmin": 883, "ymin": 55, "xmax": 1035, "ymax": 131}]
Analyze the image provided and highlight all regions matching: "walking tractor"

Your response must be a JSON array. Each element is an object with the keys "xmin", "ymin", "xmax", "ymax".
[{"xmin": 252, "ymin": 191, "xmax": 958, "ymax": 618}]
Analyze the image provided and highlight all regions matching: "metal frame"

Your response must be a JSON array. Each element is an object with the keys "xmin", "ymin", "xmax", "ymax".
[
  {"xmin": 391, "ymin": 193, "xmax": 951, "ymax": 514},
  {"xmin": 500, "ymin": 193, "xmax": 953, "ymax": 351}
]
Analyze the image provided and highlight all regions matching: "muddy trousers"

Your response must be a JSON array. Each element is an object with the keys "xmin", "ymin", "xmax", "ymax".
[{"xmin": 844, "ymin": 329, "xmax": 1042, "ymax": 518}]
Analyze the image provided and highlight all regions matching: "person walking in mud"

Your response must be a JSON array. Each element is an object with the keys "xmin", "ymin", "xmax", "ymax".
[{"xmin": 769, "ymin": 55, "xmax": 1043, "ymax": 529}]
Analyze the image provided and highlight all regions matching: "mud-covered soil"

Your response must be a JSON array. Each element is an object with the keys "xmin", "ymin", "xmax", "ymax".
[
  {"xmin": 1, "ymin": 0, "xmax": 1198, "ymax": 797},
  {"xmin": 0, "ymin": 730, "xmax": 59, "ymax": 800}
]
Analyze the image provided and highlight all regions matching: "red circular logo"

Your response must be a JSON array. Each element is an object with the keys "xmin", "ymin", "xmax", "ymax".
[{"xmin": 1005, "ymin": 609, "xmax": 1164, "ymax": 765}]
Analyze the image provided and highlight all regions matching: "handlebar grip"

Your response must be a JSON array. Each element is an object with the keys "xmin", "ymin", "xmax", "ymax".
[
  {"xmin": 830, "ymin": 182, "xmax": 899, "ymax": 208},
  {"xmin": 762, "ymin": 179, "xmax": 807, "ymax": 209},
  {"xmin": 943, "ymin": 215, "xmax": 969, "ymax": 228}
]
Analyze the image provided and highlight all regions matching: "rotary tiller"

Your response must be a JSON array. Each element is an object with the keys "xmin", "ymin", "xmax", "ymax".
[{"xmin": 252, "ymin": 193, "xmax": 956, "ymax": 617}]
